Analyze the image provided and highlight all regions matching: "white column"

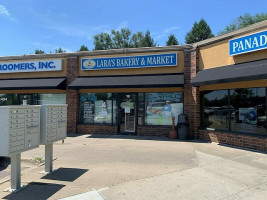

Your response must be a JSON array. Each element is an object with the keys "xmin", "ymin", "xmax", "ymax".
[
  {"xmin": 45, "ymin": 143, "xmax": 53, "ymax": 173},
  {"xmin": 11, "ymin": 153, "xmax": 21, "ymax": 190}
]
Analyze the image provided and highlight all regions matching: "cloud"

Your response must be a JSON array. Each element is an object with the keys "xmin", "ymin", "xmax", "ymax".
[
  {"xmin": 86, "ymin": 21, "xmax": 129, "ymax": 41},
  {"xmin": 163, "ymin": 26, "xmax": 180, "ymax": 33},
  {"xmin": 32, "ymin": 42, "xmax": 73, "ymax": 53},
  {"xmin": 0, "ymin": 5, "xmax": 16, "ymax": 21},
  {"xmin": 28, "ymin": 7, "xmax": 129, "ymax": 44},
  {"xmin": 29, "ymin": 7, "xmax": 104, "ymax": 38},
  {"xmin": 41, "ymin": 23, "xmax": 88, "ymax": 37},
  {"xmin": 153, "ymin": 26, "xmax": 181, "ymax": 40},
  {"xmin": 0, "ymin": 5, "xmax": 9, "ymax": 16}
]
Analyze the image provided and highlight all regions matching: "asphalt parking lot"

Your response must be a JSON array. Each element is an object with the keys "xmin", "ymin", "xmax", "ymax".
[{"xmin": 0, "ymin": 134, "xmax": 267, "ymax": 200}]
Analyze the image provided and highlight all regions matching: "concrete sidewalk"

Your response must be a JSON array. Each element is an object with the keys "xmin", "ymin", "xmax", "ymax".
[{"xmin": 0, "ymin": 135, "xmax": 267, "ymax": 200}]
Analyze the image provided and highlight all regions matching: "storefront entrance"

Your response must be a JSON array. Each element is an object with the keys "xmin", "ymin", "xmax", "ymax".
[
  {"xmin": 118, "ymin": 93, "xmax": 137, "ymax": 134},
  {"xmin": 17, "ymin": 94, "xmax": 38, "ymax": 105}
]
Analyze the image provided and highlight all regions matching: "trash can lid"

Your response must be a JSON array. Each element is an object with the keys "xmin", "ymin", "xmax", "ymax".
[{"xmin": 178, "ymin": 114, "xmax": 188, "ymax": 124}]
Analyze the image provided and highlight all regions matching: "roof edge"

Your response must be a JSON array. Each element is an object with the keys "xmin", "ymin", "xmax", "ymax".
[
  {"xmin": 0, "ymin": 45, "xmax": 193, "ymax": 61},
  {"xmin": 193, "ymin": 20, "xmax": 267, "ymax": 48}
]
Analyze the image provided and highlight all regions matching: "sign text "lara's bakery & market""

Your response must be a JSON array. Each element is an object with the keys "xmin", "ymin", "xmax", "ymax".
[{"xmin": 81, "ymin": 53, "xmax": 177, "ymax": 70}]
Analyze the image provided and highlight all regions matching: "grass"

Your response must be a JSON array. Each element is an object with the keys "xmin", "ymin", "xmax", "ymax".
[{"xmin": 34, "ymin": 157, "xmax": 43, "ymax": 162}]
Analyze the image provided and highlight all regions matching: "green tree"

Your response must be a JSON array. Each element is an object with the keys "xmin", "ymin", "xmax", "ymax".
[
  {"xmin": 218, "ymin": 13, "xmax": 267, "ymax": 35},
  {"xmin": 93, "ymin": 28, "xmax": 156, "ymax": 50},
  {"xmin": 78, "ymin": 45, "xmax": 89, "ymax": 52},
  {"xmin": 185, "ymin": 19, "xmax": 214, "ymax": 44},
  {"xmin": 166, "ymin": 34, "xmax": 179, "ymax": 46},
  {"xmin": 35, "ymin": 49, "xmax": 45, "ymax": 54},
  {"xmin": 111, "ymin": 28, "xmax": 131, "ymax": 49},
  {"xmin": 130, "ymin": 31, "xmax": 144, "ymax": 48},
  {"xmin": 55, "ymin": 47, "xmax": 66, "ymax": 53},
  {"xmin": 94, "ymin": 32, "xmax": 113, "ymax": 50},
  {"xmin": 140, "ymin": 30, "xmax": 157, "ymax": 47}
]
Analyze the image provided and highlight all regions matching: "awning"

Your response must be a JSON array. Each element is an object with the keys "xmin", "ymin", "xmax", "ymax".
[
  {"xmin": 68, "ymin": 74, "xmax": 184, "ymax": 89},
  {"xmin": 191, "ymin": 59, "xmax": 267, "ymax": 86},
  {"xmin": 0, "ymin": 78, "xmax": 66, "ymax": 90}
]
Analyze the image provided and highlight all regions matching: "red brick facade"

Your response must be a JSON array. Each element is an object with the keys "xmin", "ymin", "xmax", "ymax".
[
  {"xmin": 66, "ymin": 57, "xmax": 79, "ymax": 134},
  {"xmin": 183, "ymin": 49, "xmax": 200, "ymax": 139},
  {"xmin": 77, "ymin": 124, "xmax": 118, "ymax": 134},
  {"xmin": 64, "ymin": 50, "xmax": 266, "ymax": 153},
  {"xmin": 199, "ymin": 129, "xmax": 267, "ymax": 152},
  {"xmin": 137, "ymin": 126, "xmax": 171, "ymax": 137}
]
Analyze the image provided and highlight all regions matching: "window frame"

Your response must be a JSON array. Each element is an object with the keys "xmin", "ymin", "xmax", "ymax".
[
  {"xmin": 201, "ymin": 87, "xmax": 267, "ymax": 137},
  {"xmin": 78, "ymin": 93, "xmax": 116, "ymax": 125},
  {"xmin": 143, "ymin": 92, "xmax": 184, "ymax": 126}
]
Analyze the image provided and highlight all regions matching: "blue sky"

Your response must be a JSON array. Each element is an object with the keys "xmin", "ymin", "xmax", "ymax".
[{"xmin": 0, "ymin": 0, "xmax": 266, "ymax": 56}]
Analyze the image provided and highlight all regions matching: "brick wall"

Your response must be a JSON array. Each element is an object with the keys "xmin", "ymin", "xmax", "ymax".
[
  {"xmin": 184, "ymin": 49, "xmax": 200, "ymax": 139},
  {"xmin": 77, "ymin": 124, "xmax": 118, "ymax": 134},
  {"xmin": 66, "ymin": 57, "xmax": 79, "ymax": 134},
  {"xmin": 77, "ymin": 125, "xmax": 172, "ymax": 137},
  {"xmin": 137, "ymin": 126, "xmax": 171, "ymax": 137},
  {"xmin": 199, "ymin": 129, "xmax": 267, "ymax": 152}
]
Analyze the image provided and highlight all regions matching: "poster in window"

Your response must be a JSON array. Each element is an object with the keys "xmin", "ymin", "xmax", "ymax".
[
  {"xmin": 94, "ymin": 100, "xmax": 112, "ymax": 123},
  {"xmin": 146, "ymin": 93, "xmax": 183, "ymax": 125},
  {"xmin": 83, "ymin": 100, "xmax": 95, "ymax": 123},
  {"xmin": 239, "ymin": 108, "xmax": 257, "ymax": 125}
]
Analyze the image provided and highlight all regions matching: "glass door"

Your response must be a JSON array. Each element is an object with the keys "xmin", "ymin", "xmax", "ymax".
[
  {"xmin": 119, "ymin": 93, "xmax": 137, "ymax": 134},
  {"xmin": 17, "ymin": 94, "xmax": 39, "ymax": 105}
]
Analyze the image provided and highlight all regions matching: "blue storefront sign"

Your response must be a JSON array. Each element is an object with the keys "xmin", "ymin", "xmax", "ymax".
[
  {"xmin": 0, "ymin": 59, "xmax": 62, "ymax": 73},
  {"xmin": 81, "ymin": 53, "xmax": 177, "ymax": 70},
  {"xmin": 229, "ymin": 30, "xmax": 267, "ymax": 56}
]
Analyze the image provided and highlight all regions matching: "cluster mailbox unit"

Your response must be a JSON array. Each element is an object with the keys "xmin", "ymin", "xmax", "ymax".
[
  {"xmin": 40, "ymin": 105, "xmax": 67, "ymax": 144},
  {"xmin": 0, "ymin": 104, "xmax": 67, "ymax": 191},
  {"xmin": 0, "ymin": 105, "xmax": 41, "ymax": 191},
  {"xmin": 40, "ymin": 105, "xmax": 68, "ymax": 174},
  {"xmin": 0, "ymin": 106, "xmax": 41, "ymax": 157}
]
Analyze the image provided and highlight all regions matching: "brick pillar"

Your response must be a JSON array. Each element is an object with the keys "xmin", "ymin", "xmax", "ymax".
[
  {"xmin": 66, "ymin": 57, "xmax": 79, "ymax": 134},
  {"xmin": 183, "ymin": 49, "xmax": 200, "ymax": 139}
]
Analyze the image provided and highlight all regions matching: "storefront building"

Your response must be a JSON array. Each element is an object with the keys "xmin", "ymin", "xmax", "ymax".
[
  {"xmin": 0, "ymin": 57, "xmax": 67, "ymax": 106},
  {"xmin": 192, "ymin": 21, "xmax": 267, "ymax": 151},
  {"xmin": 68, "ymin": 46, "xmax": 196, "ymax": 137},
  {"xmin": 0, "ymin": 46, "xmax": 197, "ymax": 138},
  {"xmin": 0, "ymin": 21, "xmax": 266, "ymax": 152}
]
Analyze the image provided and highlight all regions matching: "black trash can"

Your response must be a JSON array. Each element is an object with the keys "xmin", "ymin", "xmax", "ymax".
[{"xmin": 177, "ymin": 114, "xmax": 189, "ymax": 140}]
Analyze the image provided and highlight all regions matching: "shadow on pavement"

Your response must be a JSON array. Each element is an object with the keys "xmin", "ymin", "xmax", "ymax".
[
  {"xmin": 2, "ymin": 182, "xmax": 65, "ymax": 200},
  {"xmin": 218, "ymin": 143, "xmax": 267, "ymax": 154},
  {"xmin": 67, "ymin": 133, "xmax": 84, "ymax": 138},
  {"xmin": 0, "ymin": 157, "xmax": 10, "ymax": 171},
  {"xmin": 86, "ymin": 134, "xmax": 208, "ymax": 143},
  {"xmin": 41, "ymin": 167, "xmax": 88, "ymax": 182}
]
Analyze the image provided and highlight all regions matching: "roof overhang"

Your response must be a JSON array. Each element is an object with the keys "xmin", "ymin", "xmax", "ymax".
[
  {"xmin": 191, "ymin": 59, "xmax": 267, "ymax": 87},
  {"xmin": 69, "ymin": 74, "xmax": 184, "ymax": 89},
  {"xmin": 0, "ymin": 78, "xmax": 66, "ymax": 90}
]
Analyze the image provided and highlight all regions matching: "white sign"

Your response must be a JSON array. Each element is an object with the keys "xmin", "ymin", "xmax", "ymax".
[
  {"xmin": 124, "ymin": 106, "xmax": 131, "ymax": 113},
  {"xmin": 23, "ymin": 100, "xmax": 27, "ymax": 106},
  {"xmin": 239, "ymin": 108, "xmax": 257, "ymax": 125},
  {"xmin": 0, "ymin": 59, "xmax": 62, "ymax": 73}
]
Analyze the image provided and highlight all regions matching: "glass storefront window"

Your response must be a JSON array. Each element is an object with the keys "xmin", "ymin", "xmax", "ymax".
[
  {"xmin": 0, "ymin": 94, "xmax": 17, "ymax": 106},
  {"xmin": 39, "ymin": 94, "xmax": 66, "ymax": 105},
  {"xmin": 145, "ymin": 93, "xmax": 183, "ymax": 125},
  {"xmin": 79, "ymin": 93, "xmax": 116, "ymax": 124},
  {"xmin": 230, "ymin": 88, "xmax": 266, "ymax": 135},
  {"xmin": 202, "ymin": 90, "xmax": 229, "ymax": 130},
  {"xmin": 79, "ymin": 92, "xmax": 183, "ymax": 126},
  {"xmin": 112, "ymin": 99, "xmax": 117, "ymax": 124},
  {"xmin": 201, "ymin": 87, "xmax": 267, "ymax": 136},
  {"xmin": 138, "ymin": 93, "xmax": 144, "ymax": 125},
  {"xmin": 18, "ymin": 94, "xmax": 39, "ymax": 105},
  {"xmin": 0, "ymin": 93, "xmax": 66, "ymax": 106}
]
